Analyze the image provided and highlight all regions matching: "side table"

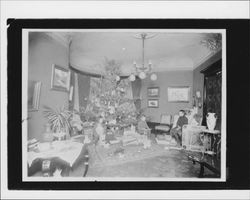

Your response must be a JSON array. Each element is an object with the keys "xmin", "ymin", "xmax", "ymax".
[{"xmin": 200, "ymin": 129, "xmax": 221, "ymax": 164}]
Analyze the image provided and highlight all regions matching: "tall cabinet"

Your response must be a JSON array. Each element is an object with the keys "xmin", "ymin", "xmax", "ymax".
[{"xmin": 201, "ymin": 59, "xmax": 222, "ymax": 130}]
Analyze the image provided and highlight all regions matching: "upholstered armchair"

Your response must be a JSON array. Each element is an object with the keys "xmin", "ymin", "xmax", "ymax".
[{"xmin": 155, "ymin": 114, "xmax": 172, "ymax": 134}]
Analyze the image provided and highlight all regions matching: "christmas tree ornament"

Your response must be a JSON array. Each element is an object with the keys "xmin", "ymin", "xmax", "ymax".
[{"xmin": 116, "ymin": 75, "xmax": 120, "ymax": 81}]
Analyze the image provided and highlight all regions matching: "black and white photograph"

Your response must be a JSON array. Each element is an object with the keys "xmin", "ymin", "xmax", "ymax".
[
  {"xmin": 168, "ymin": 86, "xmax": 190, "ymax": 102},
  {"xmin": 148, "ymin": 99, "xmax": 159, "ymax": 108},
  {"xmin": 23, "ymin": 29, "xmax": 226, "ymax": 181},
  {"xmin": 148, "ymin": 87, "xmax": 160, "ymax": 97},
  {"xmin": 51, "ymin": 64, "xmax": 71, "ymax": 92},
  {"xmin": 1, "ymin": 1, "xmax": 250, "ymax": 199}
]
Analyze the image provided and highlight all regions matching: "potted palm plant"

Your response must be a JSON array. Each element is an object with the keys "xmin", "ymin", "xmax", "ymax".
[{"xmin": 43, "ymin": 105, "xmax": 72, "ymax": 140}]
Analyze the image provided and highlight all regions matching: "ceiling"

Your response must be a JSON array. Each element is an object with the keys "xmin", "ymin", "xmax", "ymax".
[{"xmin": 48, "ymin": 31, "xmax": 217, "ymax": 75}]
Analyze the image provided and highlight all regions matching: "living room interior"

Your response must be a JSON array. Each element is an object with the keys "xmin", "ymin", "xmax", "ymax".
[{"xmin": 26, "ymin": 30, "xmax": 223, "ymax": 179}]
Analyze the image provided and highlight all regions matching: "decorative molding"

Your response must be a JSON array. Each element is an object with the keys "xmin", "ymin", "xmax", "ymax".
[
  {"xmin": 193, "ymin": 50, "xmax": 222, "ymax": 70},
  {"xmin": 69, "ymin": 64, "xmax": 129, "ymax": 79},
  {"xmin": 155, "ymin": 67, "xmax": 194, "ymax": 72}
]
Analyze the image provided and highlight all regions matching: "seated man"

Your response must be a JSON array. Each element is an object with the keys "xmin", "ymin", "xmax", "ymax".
[{"xmin": 170, "ymin": 110, "xmax": 188, "ymax": 146}]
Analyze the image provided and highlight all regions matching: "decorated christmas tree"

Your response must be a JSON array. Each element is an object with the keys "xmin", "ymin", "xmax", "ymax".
[{"xmin": 83, "ymin": 59, "xmax": 141, "ymax": 129}]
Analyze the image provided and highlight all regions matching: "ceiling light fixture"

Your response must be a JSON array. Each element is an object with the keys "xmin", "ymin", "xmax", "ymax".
[{"xmin": 129, "ymin": 33, "xmax": 157, "ymax": 81}]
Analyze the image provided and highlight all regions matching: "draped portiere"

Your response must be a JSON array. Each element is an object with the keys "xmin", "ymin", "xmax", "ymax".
[
  {"xmin": 131, "ymin": 77, "xmax": 142, "ymax": 110},
  {"xmin": 68, "ymin": 70, "xmax": 75, "ymax": 111},
  {"xmin": 89, "ymin": 77, "xmax": 102, "ymax": 101},
  {"xmin": 78, "ymin": 73, "xmax": 91, "ymax": 110},
  {"xmin": 205, "ymin": 74, "xmax": 222, "ymax": 130},
  {"xmin": 73, "ymin": 73, "xmax": 80, "ymax": 111},
  {"xmin": 124, "ymin": 82, "xmax": 133, "ymax": 100}
]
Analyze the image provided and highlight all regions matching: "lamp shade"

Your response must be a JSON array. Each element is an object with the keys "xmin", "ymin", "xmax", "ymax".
[
  {"xmin": 150, "ymin": 73, "xmax": 157, "ymax": 81},
  {"xmin": 129, "ymin": 74, "xmax": 136, "ymax": 82},
  {"xmin": 139, "ymin": 71, "xmax": 146, "ymax": 79}
]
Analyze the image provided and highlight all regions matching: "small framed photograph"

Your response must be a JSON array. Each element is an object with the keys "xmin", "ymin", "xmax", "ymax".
[
  {"xmin": 28, "ymin": 81, "xmax": 42, "ymax": 111},
  {"xmin": 51, "ymin": 64, "xmax": 71, "ymax": 92},
  {"xmin": 147, "ymin": 87, "xmax": 159, "ymax": 97},
  {"xmin": 168, "ymin": 86, "xmax": 190, "ymax": 102},
  {"xmin": 147, "ymin": 99, "xmax": 159, "ymax": 108}
]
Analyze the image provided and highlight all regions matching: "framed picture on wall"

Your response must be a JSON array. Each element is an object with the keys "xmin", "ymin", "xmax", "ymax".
[
  {"xmin": 147, "ymin": 87, "xmax": 159, "ymax": 97},
  {"xmin": 147, "ymin": 99, "xmax": 159, "ymax": 108},
  {"xmin": 28, "ymin": 81, "xmax": 42, "ymax": 111},
  {"xmin": 51, "ymin": 64, "xmax": 71, "ymax": 92},
  {"xmin": 168, "ymin": 86, "xmax": 190, "ymax": 102}
]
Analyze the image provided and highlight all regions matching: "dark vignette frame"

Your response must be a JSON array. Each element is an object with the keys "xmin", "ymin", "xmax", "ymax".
[{"xmin": 7, "ymin": 19, "xmax": 250, "ymax": 190}]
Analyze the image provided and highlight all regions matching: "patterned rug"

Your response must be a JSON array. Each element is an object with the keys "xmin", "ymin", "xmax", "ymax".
[
  {"xmin": 88, "ymin": 141, "xmax": 179, "ymax": 168},
  {"xmin": 71, "ymin": 134, "xmax": 208, "ymax": 171}
]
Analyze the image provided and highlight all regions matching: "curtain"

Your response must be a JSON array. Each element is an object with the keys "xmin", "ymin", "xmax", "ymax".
[
  {"xmin": 73, "ymin": 73, "xmax": 80, "ymax": 111},
  {"xmin": 124, "ymin": 82, "xmax": 133, "ymax": 100},
  {"xmin": 205, "ymin": 74, "xmax": 222, "ymax": 130},
  {"xmin": 87, "ymin": 77, "xmax": 101, "ymax": 106},
  {"xmin": 131, "ymin": 77, "xmax": 142, "ymax": 110},
  {"xmin": 78, "ymin": 73, "xmax": 91, "ymax": 111},
  {"xmin": 68, "ymin": 70, "xmax": 75, "ymax": 111}
]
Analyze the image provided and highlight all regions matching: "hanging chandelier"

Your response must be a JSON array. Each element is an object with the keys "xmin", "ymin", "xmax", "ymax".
[{"xmin": 129, "ymin": 33, "xmax": 157, "ymax": 81}]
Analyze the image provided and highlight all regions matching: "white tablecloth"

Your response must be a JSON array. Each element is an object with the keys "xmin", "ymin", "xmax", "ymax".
[{"xmin": 28, "ymin": 141, "xmax": 83, "ymax": 167}]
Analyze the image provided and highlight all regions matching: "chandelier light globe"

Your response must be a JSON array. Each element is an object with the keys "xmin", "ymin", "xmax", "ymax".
[
  {"xmin": 131, "ymin": 33, "xmax": 157, "ymax": 80},
  {"xmin": 129, "ymin": 74, "xmax": 136, "ymax": 82},
  {"xmin": 139, "ymin": 71, "xmax": 146, "ymax": 79},
  {"xmin": 116, "ymin": 75, "xmax": 120, "ymax": 81},
  {"xmin": 150, "ymin": 73, "xmax": 157, "ymax": 81}
]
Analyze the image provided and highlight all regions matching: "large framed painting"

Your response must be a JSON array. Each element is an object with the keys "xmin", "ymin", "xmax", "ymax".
[
  {"xmin": 147, "ymin": 87, "xmax": 159, "ymax": 97},
  {"xmin": 168, "ymin": 86, "xmax": 190, "ymax": 102},
  {"xmin": 51, "ymin": 64, "xmax": 71, "ymax": 92},
  {"xmin": 147, "ymin": 99, "xmax": 159, "ymax": 108},
  {"xmin": 28, "ymin": 81, "xmax": 42, "ymax": 111}
]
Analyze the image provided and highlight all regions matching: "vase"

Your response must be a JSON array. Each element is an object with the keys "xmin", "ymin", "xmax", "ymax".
[{"xmin": 206, "ymin": 113, "xmax": 217, "ymax": 130}]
